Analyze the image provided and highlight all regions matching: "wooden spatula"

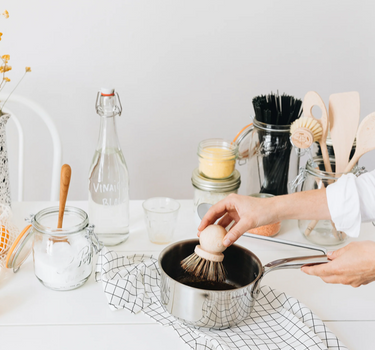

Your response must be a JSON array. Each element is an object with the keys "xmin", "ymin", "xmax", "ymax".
[{"xmin": 329, "ymin": 92, "xmax": 360, "ymax": 174}]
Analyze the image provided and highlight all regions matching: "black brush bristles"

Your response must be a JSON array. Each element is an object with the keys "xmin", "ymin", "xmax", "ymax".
[
  {"xmin": 252, "ymin": 92, "xmax": 302, "ymax": 126},
  {"xmin": 181, "ymin": 252, "xmax": 226, "ymax": 283}
]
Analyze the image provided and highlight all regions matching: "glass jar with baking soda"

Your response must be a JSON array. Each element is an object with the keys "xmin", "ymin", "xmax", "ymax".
[{"xmin": 198, "ymin": 139, "xmax": 238, "ymax": 180}]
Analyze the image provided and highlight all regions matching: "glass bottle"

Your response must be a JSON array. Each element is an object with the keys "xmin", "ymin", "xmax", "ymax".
[{"xmin": 88, "ymin": 88, "xmax": 129, "ymax": 246}]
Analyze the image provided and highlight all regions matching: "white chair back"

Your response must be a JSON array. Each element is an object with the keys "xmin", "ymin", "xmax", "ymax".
[{"xmin": 0, "ymin": 93, "xmax": 62, "ymax": 201}]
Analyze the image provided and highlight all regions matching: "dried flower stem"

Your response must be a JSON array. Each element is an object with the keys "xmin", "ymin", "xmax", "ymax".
[
  {"xmin": 0, "ymin": 10, "xmax": 31, "ymax": 111},
  {"xmin": 0, "ymin": 69, "xmax": 30, "ymax": 110},
  {"xmin": 0, "ymin": 57, "xmax": 9, "ymax": 92}
]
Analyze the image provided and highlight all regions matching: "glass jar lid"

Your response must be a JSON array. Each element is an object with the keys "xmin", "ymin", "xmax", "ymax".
[
  {"xmin": 233, "ymin": 123, "xmax": 254, "ymax": 161},
  {"xmin": 5, "ymin": 206, "xmax": 90, "ymax": 273},
  {"xmin": 5, "ymin": 224, "xmax": 34, "ymax": 272},
  {"xmin": 191, "ymin": 168, "xmax": 241, "ymax": 192}
]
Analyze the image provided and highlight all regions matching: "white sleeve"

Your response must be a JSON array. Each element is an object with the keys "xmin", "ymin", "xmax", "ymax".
[{"xmin": 326, "ymin": 169, "xmax": 375, "ymax": 237}]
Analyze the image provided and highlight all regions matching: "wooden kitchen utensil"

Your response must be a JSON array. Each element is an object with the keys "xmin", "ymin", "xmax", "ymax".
[
  {"xmin": 302, "ymin": 91, "xmax": 332, "ymax": 172},
  {"xmin": 302, "ymin": 92, "xmax": 339, "ymax": 238},
  {"xmin": 343, "ymin": 111, "xmax": 375, "ymax": 173},
  {"xmin": 305, "ymin": 112, "xmax": 375, "ymax": 240},
  {"xmin": 329, "ymin": 92, "xmax": 360, "ymax": 174},
  {"xmin": 57, "ymin": 164, "xmax": 72, "ymax": 229}
]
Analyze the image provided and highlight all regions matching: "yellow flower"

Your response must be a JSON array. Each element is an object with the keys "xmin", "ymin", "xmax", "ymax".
[
  {"xmin": 1, "ymin": 55, "xmax": 10, "ymax": 63},
  {"xmin": 0, "ymin": 10, "xmax": 30, "ymax": 113},
  {"xmin": 0, "ymin": 65, "xmax": 11, "ymax": 73}
]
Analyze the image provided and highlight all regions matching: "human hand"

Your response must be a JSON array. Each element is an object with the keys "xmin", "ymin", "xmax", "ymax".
[
  {"xmin": 197, "ymin": 193, "xmax": 278, "ymax": 247},
  {"xmin": 302, "ymin": 241, "xmax": 375, "ymax": 287}
]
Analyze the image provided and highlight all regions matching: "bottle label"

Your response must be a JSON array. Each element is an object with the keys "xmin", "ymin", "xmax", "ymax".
[
  {"xmin": 89, "ymin": 181, "xmax": 127, "ymax": 205},
  {"xmin": 92, "ymin": 183, "xmax": 119, "ymax": 193}
]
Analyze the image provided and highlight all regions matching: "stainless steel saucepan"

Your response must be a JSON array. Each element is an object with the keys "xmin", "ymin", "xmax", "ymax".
[{"xmin": 158, "ymin": 234, "xmax": 328, "ymax": 329}]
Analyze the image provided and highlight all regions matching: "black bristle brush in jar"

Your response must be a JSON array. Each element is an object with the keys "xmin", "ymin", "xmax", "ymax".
[
  {"xmin": 252, "ymin": 92, "xmax": 303, "ymax": 196},
  {"xmin": 181, "ymin": 225, "xmax": 227, "ymax": 283}
]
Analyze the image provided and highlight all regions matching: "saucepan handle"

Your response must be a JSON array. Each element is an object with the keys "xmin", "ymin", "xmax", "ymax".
[
  {"xmin": 263, "ymin": 254, "xmax": 328, "ymax": 275},
  {"xmin": 251, "ymin": 254, "xmax": 329, "ymax": 298},
  {"xmin": 242, "ymin": 232, "xmax": 327, "ymax": 255}
]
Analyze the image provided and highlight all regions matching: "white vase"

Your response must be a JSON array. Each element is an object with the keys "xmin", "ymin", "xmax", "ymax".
[{"xmin": 0, "ymin": 112, "xmax": 11, "ymax": 206}]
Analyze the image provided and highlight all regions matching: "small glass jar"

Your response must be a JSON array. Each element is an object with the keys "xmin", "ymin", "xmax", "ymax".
[
  {"xmin": 32, "ymin": 206, "xmax": 100, "ymax": 291},
  {"xmin": 247, "ymin": 193, "xmax": 281, "ymax": 237},
  {"xmin": 192, "ymin": 168, "xmax": 241, "ymax": 225},
  {"xmin": 198, "ymin": 139, "xmax": 238, "ymax": 180},
  {"xmin": 297, "ymin": 157, "xmax": 355, "ymax": 246}
]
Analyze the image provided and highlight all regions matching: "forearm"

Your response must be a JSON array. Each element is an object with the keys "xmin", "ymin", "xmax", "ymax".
[{"xmin": 273, "ymin": 188, "xmax": 331, "ymax": 222}]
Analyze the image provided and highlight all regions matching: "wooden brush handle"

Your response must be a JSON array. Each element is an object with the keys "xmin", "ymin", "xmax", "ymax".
[{"xmin": 57, "ymin": 164, "xmax": 72, "ymax": 229}]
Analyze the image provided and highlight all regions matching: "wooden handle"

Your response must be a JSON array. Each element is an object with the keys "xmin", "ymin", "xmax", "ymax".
[
  {"xmin": 319, "ymin": 140, "xmax": 333, "ymax": 174},
  {"xmin": 304, "ymin": 220, "xmax": 318, "ymax": 236},
  {"xmin": 57, "ymin": 164, "xmax": 72, "ymax": 229},
  {"xmin": 328, "ymin": 92, "xmax": 360, "ymax": 174}
]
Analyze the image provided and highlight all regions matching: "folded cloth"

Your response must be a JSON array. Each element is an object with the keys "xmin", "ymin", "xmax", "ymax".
[{"xmin": 96, "ymin": 248, "xmax": 347, "ymax": 350}]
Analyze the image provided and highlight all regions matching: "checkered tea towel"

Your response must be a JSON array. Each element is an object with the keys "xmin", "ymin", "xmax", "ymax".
[{"xmin": 95, "ymin": 248, "xmax": 347, "ymax": 350}]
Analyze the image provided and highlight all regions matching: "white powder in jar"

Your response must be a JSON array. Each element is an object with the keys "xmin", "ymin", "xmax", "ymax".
[{"xmin": 33, "ymin": 234, "xmax": 93, "ymax": 290}]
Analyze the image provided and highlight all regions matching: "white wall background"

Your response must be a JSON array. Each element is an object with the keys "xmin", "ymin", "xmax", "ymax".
[{"xmin": 2, "ymin": 0, "xmax": 375, "ymax": 201}]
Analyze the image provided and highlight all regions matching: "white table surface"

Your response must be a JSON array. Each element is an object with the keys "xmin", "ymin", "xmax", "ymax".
[{"xmin": 1, "ymin": 200, "xmax": 374, "ymax": 350}]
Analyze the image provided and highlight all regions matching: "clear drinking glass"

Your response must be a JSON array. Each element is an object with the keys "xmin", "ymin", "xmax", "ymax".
[{"xmin": 142, "ymin": 197, "xmax": 180, "ymax": 244}]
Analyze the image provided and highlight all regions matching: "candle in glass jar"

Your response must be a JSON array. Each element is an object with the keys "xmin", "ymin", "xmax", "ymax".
[{"xmin": 197, "ymin": 139, "xmax": 238, "ymax": 180}]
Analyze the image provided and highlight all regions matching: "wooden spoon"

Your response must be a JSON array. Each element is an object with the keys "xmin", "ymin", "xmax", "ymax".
[
  {"xmin": 343, "ymin": 112, "xmax": 375, "ymax": 173},
  {"xmin": 57, "ymin": 164, "xmax": 72, "ymax": 228},
  {"xmin": 303, "ymin": 91, "xmax": 332, "ymax": 172},
  {"xmin": 329, "ymin": 92, "xmax": 360, "ymax": 174}
]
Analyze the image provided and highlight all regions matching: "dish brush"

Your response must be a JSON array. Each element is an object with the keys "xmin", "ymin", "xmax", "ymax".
[
  {"xmin": 290, "ymin": 116, "xmax": 323, "ymax": 149},
  {"xmin": 181, "ymin": 224, "xmax": 227, "ymax": 282}
]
